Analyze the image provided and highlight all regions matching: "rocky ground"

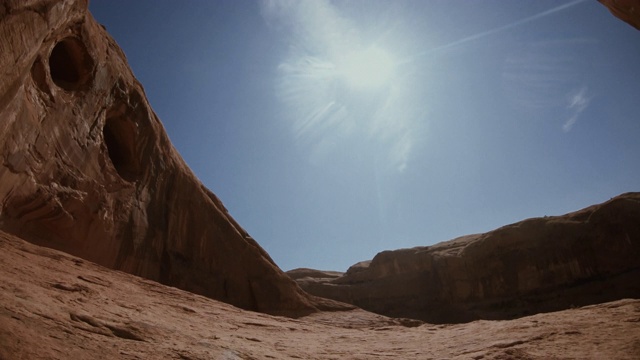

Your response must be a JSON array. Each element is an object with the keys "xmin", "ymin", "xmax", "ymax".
[{"xmin": 2, "ymin": 230, "xmax": 639, "ymax": 360}]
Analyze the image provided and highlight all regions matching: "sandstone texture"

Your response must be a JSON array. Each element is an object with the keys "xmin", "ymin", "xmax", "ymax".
[
  {"xmin": 2, "ymin": 230, "xmax": 639, "ymax": 359},
  {"xmin": 2, "ymin": 1, "xmax": 640, "ymax": 358},
  {"xmin": 289, "ymin": 193, "xmax": 640, "ymax": 323},
  {"xmin": 0, "ymin": 0, "xmax": 344, "ymax": 317},
  {"xmin": 600, "ymin": 0, "xmax": 640, "ymax": 30}
]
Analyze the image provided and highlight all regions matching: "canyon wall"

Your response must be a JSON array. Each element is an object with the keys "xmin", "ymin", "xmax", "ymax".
[
  {"xmin": 0, "ymin": 0, "xmax": 341, "ymax": 317},
  {"xmin": 290, "ymin": 193, "xmax": 640, "ymax": 323}
]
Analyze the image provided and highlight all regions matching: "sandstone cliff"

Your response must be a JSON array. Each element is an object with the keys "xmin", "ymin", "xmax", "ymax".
[
  {"xmin": 0, "ymin": 0, "xmax": 344, "ymax": 316},
  {"xmin": 289, "ymin": 193, "xmax": 640, "ymax": 323}
]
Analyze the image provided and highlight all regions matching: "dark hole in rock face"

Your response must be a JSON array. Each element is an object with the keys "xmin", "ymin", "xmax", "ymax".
[
  {"xmin": 49, "ymin": 37, "xmax": 93, "ymax": 91},
  {"xmin": 103, "ymin": 114, "xmax": 140, "ymax": 182}
]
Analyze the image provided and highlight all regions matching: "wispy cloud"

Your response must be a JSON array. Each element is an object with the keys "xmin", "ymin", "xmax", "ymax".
[
  {"xmin": 260, "ymin": 0, "xmax": 417, "ymax": 172},
  {"xmin": 402, "ymin": 0, "xmax": 589, "ymax": 64},
  {"xmin": 563, "ymin": 86, "xmax": 590, "ymax": 132},
  {"xmin": 502, "ymin": 38, "xmax": 597, "ymax": 133}
]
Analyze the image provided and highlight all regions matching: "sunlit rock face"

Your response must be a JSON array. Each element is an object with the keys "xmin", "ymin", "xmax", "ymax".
[
  {"xmin": 290, "ymin": 193, "xmax": 640, "ymax": 323},
  {"xmin": 0, "ymin": 0, "xmax": 329, "ymax": 317}
]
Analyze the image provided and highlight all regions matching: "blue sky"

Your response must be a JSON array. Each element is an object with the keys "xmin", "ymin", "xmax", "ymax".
[{"xmin": 90, "ymin": 1, "xmax": 640, "ymax": 272}]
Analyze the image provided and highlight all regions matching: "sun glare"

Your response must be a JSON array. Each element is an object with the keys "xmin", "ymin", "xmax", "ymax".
[
  {"xmin": 270, "ymin": 0, "xmax": 415, "ymax": 171},
  {"xmin": 339, "ymin": 46, "xmax": 396, "ymax": 90}
]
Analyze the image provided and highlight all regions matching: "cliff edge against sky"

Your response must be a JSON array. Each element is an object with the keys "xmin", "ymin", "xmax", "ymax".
[{"xmin": 0, "ymin": 0, "xmax": 347, "ymax": 317}]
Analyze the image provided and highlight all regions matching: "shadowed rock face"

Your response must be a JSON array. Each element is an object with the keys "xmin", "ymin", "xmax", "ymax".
[
  {"xmin": 289, "ymin": 193, "xmax": 640, "ymax": 323},
  {"xmin": 0, "ymin": 0, "xmax": 338, "ymax": 316},
  {"xmin": 599, "ymin": 0, "xmax": 640, "ymax": 30}
]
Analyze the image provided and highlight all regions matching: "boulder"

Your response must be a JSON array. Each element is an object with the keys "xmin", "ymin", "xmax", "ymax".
[
  {"xmin": 0, "ymin": 0, "xmax": 341, "ymax": 316},
  {"xmin": 289, "ymin": 193, "xmax": 640, "ymax": 323}
]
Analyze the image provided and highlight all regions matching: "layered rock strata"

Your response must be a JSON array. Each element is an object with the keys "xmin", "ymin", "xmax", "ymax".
[
  {"xmin": 0, "ymin": 0, "xmax": 342, "ymax": 316},
  {"xmin": 289, "ymin": 193, "xmax": 640, "ymax": 323}
]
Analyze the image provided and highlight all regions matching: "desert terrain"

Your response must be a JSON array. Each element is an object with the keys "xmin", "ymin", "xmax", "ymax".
[{"xmin": 1, "ymin": 0, "xmax": 639, "ymax": 358}]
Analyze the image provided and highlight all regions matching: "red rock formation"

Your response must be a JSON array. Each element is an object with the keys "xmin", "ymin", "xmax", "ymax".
[
  {"xmin": 289, "ymin": 193, "xmax": 640, "ymax": 323},
  {"xmin": 599, "ymin": 0, "xmax": 640, "ymax": 30},
  {"xmin": 0, "ymin": 0, "xmax": 343, "ymax": 317},
  {"xmin": 2, "ymin": 229, "xmax": 639, "ymax": 359}
]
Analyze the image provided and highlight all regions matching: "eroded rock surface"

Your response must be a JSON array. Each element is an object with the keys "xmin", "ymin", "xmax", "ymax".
[
  {"xmin": 0, "ymin": 0, "xmax": 340, "ymax": 316},
  {"xmin": 2, "ymin": 230, "xmax": 639, "ymax": 359},
  {"xmin": 289, "ymin": 193, "xmax": 640, "ymax": 323}
]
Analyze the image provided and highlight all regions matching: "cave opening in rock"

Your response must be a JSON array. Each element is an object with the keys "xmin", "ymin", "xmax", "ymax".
[
  {"xmin": 48, "ymin": 37, "xmax": 93, "ymax": 91},
  {"xmin": 103, "ymin": 114, "xmax": 140, "ymax": 182}
]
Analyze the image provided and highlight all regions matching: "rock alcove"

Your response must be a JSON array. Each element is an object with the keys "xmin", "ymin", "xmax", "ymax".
[
  {"xmin": 103, "ymin": 108, "xmax": 140, "ymax": 182},
  {"xmin": 48, "ymin": 36, "xmax": 94, "ymax": 91}
]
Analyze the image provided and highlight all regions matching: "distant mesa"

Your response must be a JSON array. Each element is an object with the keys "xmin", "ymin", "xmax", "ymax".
[{"xmin": 288, "ymin": 193, "xmax": 640, "ymax": 323}]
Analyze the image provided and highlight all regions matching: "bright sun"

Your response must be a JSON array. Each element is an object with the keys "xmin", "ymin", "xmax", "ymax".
[{"xmin": 338, "ymin": 46, "xmax": 396, "ymax": 91}]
